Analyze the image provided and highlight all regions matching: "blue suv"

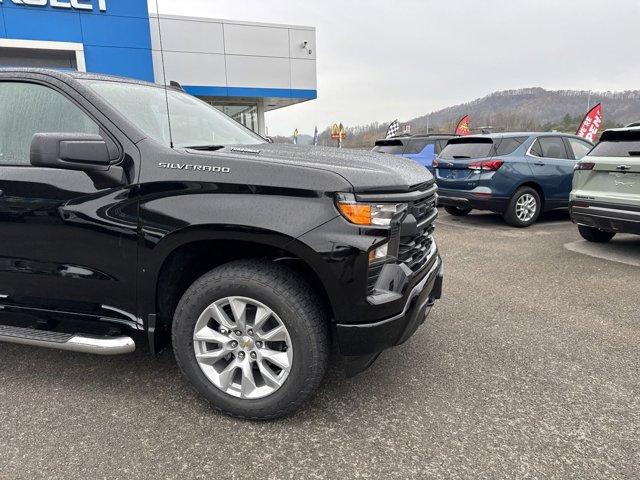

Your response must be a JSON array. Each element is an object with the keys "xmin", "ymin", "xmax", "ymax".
[
  {"xmin": 434, "ymin": 133, "xmax": 594, "ymax": 227},
  {"xmin": 373, "ymin": 134, "xmax": 457, "ymax": 172}
]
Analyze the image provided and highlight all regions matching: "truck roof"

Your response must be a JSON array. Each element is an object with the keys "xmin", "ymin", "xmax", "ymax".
[{"xmin": 0, "ymin": 67, "xmax": 161, "ymax": 88}]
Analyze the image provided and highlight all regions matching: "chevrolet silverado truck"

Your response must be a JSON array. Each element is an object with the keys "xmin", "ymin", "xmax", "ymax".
[{"xmin": 0, "ymin": 69, "xmax": 443, "ymax": 419}]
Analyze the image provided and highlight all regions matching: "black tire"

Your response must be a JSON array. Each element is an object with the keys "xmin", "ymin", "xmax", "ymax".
[
  {"xmin": 578, "ymin": 225, "xmax": 616, "ymax": 243},
  {"xmin": 444, "ymin": 205, "xmax": 472, "ymax": 216},
  {"xmin": 172, "ymin": 260, "xmax": 329, "ymax": 420},
  {"xmin": 503, "ymin": 186, "xmax": 541, "ymax": 227}
]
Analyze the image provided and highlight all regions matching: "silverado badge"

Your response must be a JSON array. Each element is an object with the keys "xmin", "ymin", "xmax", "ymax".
[{"xmin": 158, "ymin": 162, "xmax": 230, "ymax": 173}]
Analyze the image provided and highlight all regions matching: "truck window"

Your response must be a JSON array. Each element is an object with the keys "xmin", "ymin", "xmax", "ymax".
[{"xmin": 0, "ymin": 82, "xmax": 99, "ymax": 165}]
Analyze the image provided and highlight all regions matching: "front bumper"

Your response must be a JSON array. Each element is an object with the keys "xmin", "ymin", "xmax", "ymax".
[
  {"xmin": 336, "ymin": 256, "xmax": 443, "ymax": 376},
  {"xmin": 570, "ymin": 200, "xmax": 640, "ymax": 235},
  {"xmin": 438, "ymin": 188, "xmax": 509, "ymax": 213}
]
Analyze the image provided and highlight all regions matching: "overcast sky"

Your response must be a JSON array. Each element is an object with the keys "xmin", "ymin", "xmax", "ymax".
[{"xmin": 150, "ymin": 0, "xmax": 640, "ymax": 136}]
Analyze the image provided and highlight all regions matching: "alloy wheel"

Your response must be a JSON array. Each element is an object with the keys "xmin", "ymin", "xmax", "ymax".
[
  {"xmin": 515, "ymin": 193, "xmax": 537, "ymax": 222},
  {"xmin": 193, "ymin": 296, "xmax": 293, "ymax": 399}
]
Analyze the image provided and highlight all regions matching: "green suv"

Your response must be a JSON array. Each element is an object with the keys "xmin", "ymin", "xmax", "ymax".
[{"xmin": 570, "ymin": 127, "xmax": 640, "ymax": 242}]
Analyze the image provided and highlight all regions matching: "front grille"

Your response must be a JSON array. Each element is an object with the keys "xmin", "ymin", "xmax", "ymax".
[
  {"xmin": 366, "ymin": 183, "xmax": 438, "ymax": 295},
  {"xmin": 411, "ymin": 187, "xmax": 438, "ymax": 225},
  {"xmin": 398, "ymin": 227, "xmax": 434, "ymax": 272},
  {"xmin": 399, "ymin": 185, "xmax": 438, "ymax": 273},
  {"xmin": 367, "ymin": 261, "xmax": 385, "ymax": 295}
]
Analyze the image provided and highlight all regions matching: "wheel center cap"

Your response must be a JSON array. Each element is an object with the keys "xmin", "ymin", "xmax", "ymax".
[{"xmin": 239, "ymin": 337, "xmax": 254, "ymax": 350}]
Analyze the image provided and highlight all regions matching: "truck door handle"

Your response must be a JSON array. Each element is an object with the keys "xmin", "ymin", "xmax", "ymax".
[{"xmin": 533, "ymin": 161, "xmax": 545, "ymax": 166}]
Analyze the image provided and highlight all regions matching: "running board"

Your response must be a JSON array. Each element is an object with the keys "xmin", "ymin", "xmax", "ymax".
[{"xmin": 0, "ymin": 325, "xmax": 135, "ymax": 355}]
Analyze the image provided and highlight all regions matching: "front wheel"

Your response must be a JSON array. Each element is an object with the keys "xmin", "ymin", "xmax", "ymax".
[
  {"xmin": 503, "ymin": 187, "xmax": 541, "ymax": 227},
  {"xmin": 172, "ymin": 260, "xmax": 329, "ymax": 420},
  {"xmin": 578, "ymin": 225, "xmax": 616, "ymax": 243},
  {"xmin": 444, "ymin": 205, "xmax": 472, "ymax": 216}
]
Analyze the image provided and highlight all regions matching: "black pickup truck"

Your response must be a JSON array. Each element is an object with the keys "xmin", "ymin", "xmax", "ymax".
[{"xmin": 0, "ymin": 69, "xmax": 443, "ymax": 419}]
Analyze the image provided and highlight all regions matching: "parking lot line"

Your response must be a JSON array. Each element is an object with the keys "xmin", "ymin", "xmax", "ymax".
[{"xmin": 564, "ymin": 237, "xmax": 640, "ymax": 267}]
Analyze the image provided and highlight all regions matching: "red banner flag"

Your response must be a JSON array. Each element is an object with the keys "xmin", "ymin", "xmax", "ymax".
[
  {"xmin": 455, "ymin": 115, "xmax": 471, "ymax": 136},
  {"xmin": 576, "ymin": 103, "xmax": 603, "ymax": 142}
]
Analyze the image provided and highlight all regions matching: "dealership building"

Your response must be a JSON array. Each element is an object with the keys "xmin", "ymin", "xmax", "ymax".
[{"xmin": 0, "ymin": 0, "xmax": 317, "ymax": 135}]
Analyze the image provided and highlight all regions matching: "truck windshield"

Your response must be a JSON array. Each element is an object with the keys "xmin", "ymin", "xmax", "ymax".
[{"xmin": 83, "ymin": 80, "xmax": 264, "ymax": 148}]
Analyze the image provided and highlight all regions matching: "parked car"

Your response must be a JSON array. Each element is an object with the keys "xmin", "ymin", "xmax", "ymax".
[
  {"xmin": 570, "ymin": 127, "xmax": 640, "ymax": 241},
  {"xmin": 433, "ymin": 132, "xmax": 594, "ymax": 227},
  {"xmin": 0, "ymin": 69, "xmax": 443, "ymax": 419},
  {"xmin": 373, "ymin": 134, "xmax": 457, "ymax": 172}
]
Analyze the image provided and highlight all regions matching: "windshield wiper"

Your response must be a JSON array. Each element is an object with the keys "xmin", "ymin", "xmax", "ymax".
[
  {"xmin": 452, "ymin": 155, "xmax": 471, "ymax": 159},
  {"xmin": 184, "ymin": 145, "xmax": 226, "ymax": 151}
]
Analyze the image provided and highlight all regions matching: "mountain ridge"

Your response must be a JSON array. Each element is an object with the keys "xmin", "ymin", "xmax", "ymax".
[
  {"xmin": 306, "ymin": 87, "xmax": 640, "ymax": 148},
  {"xmin": 411, "ymin": 87, "xmax": 640, "ymax": 131}
]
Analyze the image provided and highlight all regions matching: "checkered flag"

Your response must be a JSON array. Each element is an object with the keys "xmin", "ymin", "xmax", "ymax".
[{"xmin": 385, "ymin": 119, "xmax": 400, "ymax": 138}]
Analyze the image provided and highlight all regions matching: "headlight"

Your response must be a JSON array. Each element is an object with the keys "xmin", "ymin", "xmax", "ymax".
[{"xmin": 335, "ymin": 194, "xmax": 407, "ymax": 226}]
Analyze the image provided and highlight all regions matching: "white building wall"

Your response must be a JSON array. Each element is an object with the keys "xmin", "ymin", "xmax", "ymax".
[
  {"xmin": 149, "ymin": 14, "xmax": 317, "ymax": 93},
  {"xmin": 291, "ymin": 58, "xmax": 317, "ymax": 90},
  {"xmin": 151, "ymin": 50, "xmax": 227, "ymax": 86}
]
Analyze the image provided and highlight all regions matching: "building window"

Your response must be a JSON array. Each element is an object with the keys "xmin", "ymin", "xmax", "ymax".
[
  {"xmin": 210, "ymin": 104, "xmax": 260, "ymax": 133},
  {"xmin": 0, "ymin": 47, "xmax": 78, "ymax": 70}
]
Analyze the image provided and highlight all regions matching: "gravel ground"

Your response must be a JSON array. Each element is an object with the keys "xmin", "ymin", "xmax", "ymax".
[{"xmin": 1, "ymin": 211, "xmax": 638, "ymax": 479}]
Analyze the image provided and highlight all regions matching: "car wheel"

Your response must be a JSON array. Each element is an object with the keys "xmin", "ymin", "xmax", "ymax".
[
  {"xmin": 444, "ymin": 205, "xmax": 472, "ymax": 216},
  {"xmin": 503, "ymin": 187, "xmax": 541, "ymax": 227},
  {"xmin": 172, "ymin": 260, "xmax": 329, "ymax": 420},
  {"xmin": 577, "ymin": 225, "xmax": 616, "ymax": 243}
]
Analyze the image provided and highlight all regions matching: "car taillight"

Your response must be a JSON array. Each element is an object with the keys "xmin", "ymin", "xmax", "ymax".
[
  {"xmin": 468, "ymin": 159, "xmax": 504, "ymax": 171},
  {"xmin": 574, "ymin": 162, "xmax": 595, "ymax": 170}
]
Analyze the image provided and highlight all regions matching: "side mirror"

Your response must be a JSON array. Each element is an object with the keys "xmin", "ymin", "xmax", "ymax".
[{"xmin": 30, "ymin": 133, "xmax": 114, "ymax": 172}]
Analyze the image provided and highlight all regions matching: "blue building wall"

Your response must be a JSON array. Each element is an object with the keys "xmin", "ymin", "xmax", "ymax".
[{"xmin": 0, "ymin": 0, "xmax": 154, "ymax": 81}]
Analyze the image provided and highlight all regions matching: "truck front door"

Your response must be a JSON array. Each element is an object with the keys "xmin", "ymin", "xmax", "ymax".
[{"xmin": 0, "ymin": 78, "xmax": 140, "ymax": 330}]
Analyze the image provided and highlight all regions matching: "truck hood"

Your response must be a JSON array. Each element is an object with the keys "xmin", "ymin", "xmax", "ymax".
[{"xmin": 213, "ymin": 143, "xmax": 434, "ymax": 193}]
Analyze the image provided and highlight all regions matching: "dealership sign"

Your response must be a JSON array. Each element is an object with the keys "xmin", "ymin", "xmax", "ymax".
[
  {"xmin": 455, "ymin": 115, "xmax": 471, "ymax": 136},
  {"xmin": 576, "ymin": 103, "xmax": 603, "ymax": 142},
  {"xmin": 0, "ymin": 0, "xmax": 107, "ymax": 11}
]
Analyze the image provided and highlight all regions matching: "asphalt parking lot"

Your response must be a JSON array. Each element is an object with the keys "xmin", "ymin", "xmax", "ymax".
[{"xmin": 1, "ymin": 211, "xmax": 638, "ymax": 480}]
